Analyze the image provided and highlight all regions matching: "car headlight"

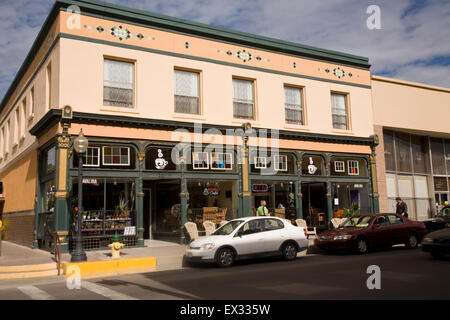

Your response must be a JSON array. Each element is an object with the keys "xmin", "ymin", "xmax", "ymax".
[
  {"xmin": 333, "ymin": 235, "xmax": 352, "ymax": 240},
  {"xmin": 201, "ymin": 243, "xmax": 215, "ymax": 250},
  {"xmin": 422, "ymin": 237, "xmax": 432, "ymax": 243}
]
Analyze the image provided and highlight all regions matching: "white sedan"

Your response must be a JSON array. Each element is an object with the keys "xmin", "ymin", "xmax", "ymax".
[{"xmin": 184, "ymin": 216, "xmax": 309, "ymax": 267}]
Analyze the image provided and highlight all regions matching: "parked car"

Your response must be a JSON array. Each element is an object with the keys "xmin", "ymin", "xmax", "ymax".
[
  {"xmin": 421, "ymin": 228, "xmax": 450, "ymax": 259},
  {"xmin": 184, "ymin": 216, "xmax": 309, "ymax": 267},
  {"xmin": 314, "ymin": 213, "xmax": 427, "ymax": 254},
  {"xmin": 423, "ymin": 206, "xmax": 450, "ymax": 233}
]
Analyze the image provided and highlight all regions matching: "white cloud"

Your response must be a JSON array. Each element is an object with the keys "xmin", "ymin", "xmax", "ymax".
[{"xmin": 1, "ymin": 0, "xmax": 449, "ymax": 101}]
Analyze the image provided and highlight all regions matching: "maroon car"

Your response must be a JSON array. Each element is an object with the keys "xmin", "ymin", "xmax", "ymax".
[{"xmin": 314, "ymin": 213, "xmax": 427, "ymax": 254}]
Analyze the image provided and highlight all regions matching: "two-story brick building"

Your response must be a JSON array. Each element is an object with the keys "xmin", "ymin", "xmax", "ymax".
[{"xmin": 0, "ymin": 0, "xmax": 380, "ymax": 251}]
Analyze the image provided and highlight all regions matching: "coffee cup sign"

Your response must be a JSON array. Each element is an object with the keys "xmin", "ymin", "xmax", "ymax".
[{"xmin": 155, "ymin": 149, "xmax": 168, "ymax": 170}]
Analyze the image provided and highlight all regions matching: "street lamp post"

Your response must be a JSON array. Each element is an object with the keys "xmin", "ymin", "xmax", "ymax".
[{"xmin": 71, "ymin": 129, "xmax": 89, "ymax": 262}]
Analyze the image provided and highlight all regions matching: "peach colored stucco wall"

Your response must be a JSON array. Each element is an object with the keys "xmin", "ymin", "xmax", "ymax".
[
  {"xmin": 0, "ymin": 40, "xmax": 61, "ymax": 171},
  {"xmin": 371, "ymin": 76, "xmax": 450, "ymax": 136},
  {"xmin": 59, "ymin": 37, "xmax": 375, "ymax": 140}
]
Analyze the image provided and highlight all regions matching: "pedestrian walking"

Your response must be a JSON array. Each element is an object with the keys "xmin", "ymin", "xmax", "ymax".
[
  {"xmin": 256, "ymin": 200, "xmax": 269, "ymax": 216},
  {"xmin": 395, "ymin": 197, "xmax": 408, "ymax": 218}
]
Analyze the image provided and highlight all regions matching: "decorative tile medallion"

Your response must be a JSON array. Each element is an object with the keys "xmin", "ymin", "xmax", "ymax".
[
  {"xmin": 83, "ymin": 24, "xmax": 156, "ymax": 42},
  {"xmin": 333, "ymin": 67, "xmax": 345, "ymax": 78},
  {"xmin": 217, "ymin": 49, "xmax": 269, "ymax": 62},
  {"xmin": 111, "ymin": 26, "xmax": 131, "ymax": 40},
  {"xmin": 237, "ymin": 50, "xmax": 252, "ymax": 62}
]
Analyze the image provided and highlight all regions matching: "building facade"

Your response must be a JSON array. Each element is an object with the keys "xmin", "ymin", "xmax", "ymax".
[
  {"xmin": 372, "ymin": 76, "xmax": 450, "ymax": 221},
  {"xmin": 0, "ymin": 0, "xmax": 379, "ymax": 251}
]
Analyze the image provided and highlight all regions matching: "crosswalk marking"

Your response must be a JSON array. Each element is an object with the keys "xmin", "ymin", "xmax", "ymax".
[
  {"xmin": 17, "ymin": 285, "xmax": 55, "ymax": 300},
  {"xmin": 82, "ymin": 281, "xmax": 139, "ymax": 300}
]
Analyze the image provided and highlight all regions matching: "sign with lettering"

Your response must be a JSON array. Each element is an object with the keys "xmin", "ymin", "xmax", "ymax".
[
  {"xmin": 124, "ymin": 226, "xmax": 136, "ymax": 236},
  {"xmin": 252, "ymin": 184, "xmax": 270, "ymax": 193}
]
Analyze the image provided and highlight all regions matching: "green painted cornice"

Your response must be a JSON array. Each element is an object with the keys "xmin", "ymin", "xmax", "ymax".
[{"xmin": 30, "ymin": 109, "xmax": 377, "ymax": 147}]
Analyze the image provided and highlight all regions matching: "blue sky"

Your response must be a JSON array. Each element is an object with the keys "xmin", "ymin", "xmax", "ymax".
[{"xmin": 0, "ymin": 0, "xmax": 449, "ymax": 101}]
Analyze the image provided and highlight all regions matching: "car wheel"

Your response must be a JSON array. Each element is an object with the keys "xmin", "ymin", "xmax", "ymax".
[
  {"xmin": 282, "ymin": 242, "xmax": 298, "ymax": 261},
  {"xmin": 356, "ymin": 238, "xmax": 368, "ymax": 254},
  {"xmin": 216, "ymin": 248, "xmax": 235, "ymax": 268},
  {"xmin": 405, "ymin": 234, "xmax": 418, "ymax": 249},
  {"xmin": 431, "ymin": 251, "xmax": 445, "ymax": 260}
]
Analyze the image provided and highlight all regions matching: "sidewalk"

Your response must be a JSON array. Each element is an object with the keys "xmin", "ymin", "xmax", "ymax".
[{"xmin": 0, "ymin": 238, "xmax": 316, "ymax": 280}]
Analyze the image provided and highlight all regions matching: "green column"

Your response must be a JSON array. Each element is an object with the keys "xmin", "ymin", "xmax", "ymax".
[
  {"xmin": 136, "ymin": 152, "xmax": 145, "ymax": 247},
  {"xmin": 53, "ymin": 133, "xmax": 71, "ymax": 253},
  {"xmin": 370, "ymin": 154, "xmax": 380, "ymax": 213},
  {"xmin": 325, "ymin": 154, "xmax": 333, "ymax": 223},
  {"xmin": 295, "ymin": 157, "xmax": 303, "ymax": 219},
  {"xmin": 180, "ymin": 155, "xmax": 188, "ymax": 244},
  {"xmin": 32, "ymin": 157, "xmax": 42, "ymax": 249}
]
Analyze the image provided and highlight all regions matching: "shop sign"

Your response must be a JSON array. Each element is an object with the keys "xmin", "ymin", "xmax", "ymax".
[
  {"xmin": 252, "ymin": 184, "xmax": 269, "ymax": 193},
  {"xmin": 83, "ymin": 178, "xmax": 98, "ymax": 185},
  {"xmin": 354, "ymin": 184, "xmax": 364, "ymax": 188},
  {"xmin": 155, "ymin": 149, "xmax": 169, "ymax": 170},
  {"xmin": 307, "ymin": 157, "xmax": 318, "ymax": 175},
  {"xmin": 203, "ymin": 187, "xmax": 220, "ymax": 196},
  {"xmin": 124, "ymin": 226, "xmax": 136, "ymax": 236}
]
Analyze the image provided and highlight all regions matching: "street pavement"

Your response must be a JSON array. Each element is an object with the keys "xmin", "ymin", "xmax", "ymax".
[{"xmin": 0, "ymin": 246, "xmax": 448, "ymax": 300}]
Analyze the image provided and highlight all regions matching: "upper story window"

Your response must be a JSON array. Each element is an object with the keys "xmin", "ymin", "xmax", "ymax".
[
  {"xmin": 46, "ymin": 63, "xmax": 52, "ymax": 111},
  {"xmin": 331, "ymin": 93, "xmax": 349, "ymax": 130},
  {"xmin": 348, "ymin": 160, "xmax": 359, "ymax": 175},
  {"xmin": 233, "ymin": 78, "xmax": 255, "ymax": 120},
  {"xmin": 174, "ymin": 69, "xmax": 200, "ymax": 115},
  {"xmin": 30, "ymin": 87, "xmax": 35, "ymax": 118},
  {"xmin": 104, "ymin": 59, "xmax": 134, "ymax": 108},
  {"xmin": 14, "ymin": 108, "xmax": 20, "ymax": 146},
  {"xmin": 284, "ymin": 86, "xmax": 303, "ymax": 125}
]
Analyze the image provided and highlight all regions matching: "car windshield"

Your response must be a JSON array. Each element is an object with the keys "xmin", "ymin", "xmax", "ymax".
[
  {"xmin": 212, "ymin": 220, "xmax": 245, "ymax": 235},
  {"xmin": 340, "ymin": 216, "xmax": 374, "ymax": 228}
]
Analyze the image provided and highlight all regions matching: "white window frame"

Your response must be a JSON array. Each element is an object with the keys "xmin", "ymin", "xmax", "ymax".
[
  {"xmin": 334, "ymin": 161, "xmax": 345, "ymax": 172},
  {"xmin": 347, "ymin": 160, "xmax": 359, "ymax": 175},
  {"xmin": 83, "ymin": 147, "xmax": 101, "ymax": 167},
  {"xmin": 192, "ymin": 151, "xmax": 209, "ymax": 170},
  {"xmin": 174, "ymin": 69, "xmax": 200, "ymax": 115},
  {"xmin": 102, "ymin": 146, "xmax": 130, "ymax": 166},
  {"xmin": 254, "ymin": 157, "xmax": 267, "ymax": 169},
  {"xmin": 103, "ymin": 58, "xmax": 135, "ymax": 108},
  {"xmin": 232, "ymin": 78, "xmax": 255, "ymax": 120},
  {"xmin": 274, "ymin": 155, "xmax": 288, "ymax": 172},
  {"xmin": 210, "ymin": 152, "xmax": 233, "ymax": 170}
]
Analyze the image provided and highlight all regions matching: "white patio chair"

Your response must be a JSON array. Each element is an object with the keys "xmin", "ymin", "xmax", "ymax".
[
  {"xmin": 295, "ymin": 218, "xmax": 317, "ymax": 238},
  {"xmin": 203, "ymin": 220, "xmax": 216, "ymax": 236},
  {"xmin": 184, "ymin": 222, "xmax": 199, "ymax": 241}
]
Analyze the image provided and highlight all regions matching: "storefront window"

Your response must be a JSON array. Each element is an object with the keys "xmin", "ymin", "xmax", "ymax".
[
  {"xmin": 251, "ymin": 181, "xmax": 296, "ymax": 222},
  {"xmin": 332, "ymin": 183, "xmax": 369, "ymax": 217},
  {"xmin": 411, "ymin": 135, "xmax": 428, "ymax": 174},
  {"xmin": 44, "ymin": 180, "xmax": 55, "ymax": 212},
  {"xmin": 73, "ymin": 145, "xmax": 136, "ymax": 169},
  {"xmin": 331, "ymin": 157, "xmax": 367, "ymax": 176},
  {"xmin": 71, "ymin": 178, "xmax": 136, "ymax": 239},
  {"xmin": 445, "ymin": 139, "xmax": 450, "ymax": 174},
  {"xmin": 45, "ymin": 146, "xmax": 56, "ymax": 175},
  {"xmin": 187, "ymin": 180, "xmax": 237, "ymax": 229},
  {"xmin": 430, "ymin": 138, "xmax": 446, "ymax": 175},
  {"xmin": 383, "ymin": 130, "xmax": 395, "ymax": 171},
  {"xmin": 395, "ymin": 132, "xmax": 412, "ymax": 173}
]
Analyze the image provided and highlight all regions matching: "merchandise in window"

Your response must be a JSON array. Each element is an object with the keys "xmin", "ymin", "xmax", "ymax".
[
  {"xmin": 193, "ymin": 152, "xmax": 209, "ymax": 169},
  {"xmin": 348, "ymin": 160, "xmax": 359, "ymax": 175},
  {"xmin": 210, "ymin": 152, "xmax": 233, "ymax": 170}
]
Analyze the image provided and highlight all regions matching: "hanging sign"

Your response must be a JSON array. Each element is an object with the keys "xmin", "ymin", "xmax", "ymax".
[
  {"xmin": 124, "ymin": 226, "xmax": 136, "ymax": 236},
  {"xmin": 207, "ymin": 187, "xmax": 220, "ymax": 196}
]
